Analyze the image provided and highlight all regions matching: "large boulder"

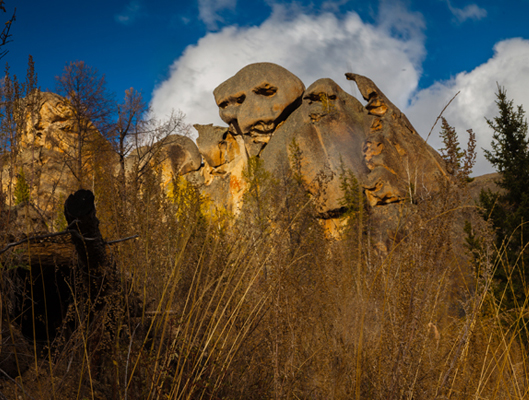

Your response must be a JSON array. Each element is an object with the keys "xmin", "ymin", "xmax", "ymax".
[
  {"xmin": 154, "ymin": 134, "xmax": 202, "ymax": 190},
  {"xmin": 190, "ymin": 63, "xmax": 448, "ymax": 219},
  {"xmin": 261, "ymin": 77, "xmax": 372, "ymax": 215}
]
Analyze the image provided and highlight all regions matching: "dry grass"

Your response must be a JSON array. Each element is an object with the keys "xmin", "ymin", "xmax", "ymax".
[{"xmin": 1, "ymin": 163, "xmax": 529, "ymax": 400}]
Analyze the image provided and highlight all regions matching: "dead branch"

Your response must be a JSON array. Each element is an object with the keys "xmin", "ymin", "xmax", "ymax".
[
  {"xmin": 425, "ymin": 91, "xmax": 460, "ymax": 142},
  {"xmin": 0, "ymin": 221, "xmax": 139, "ymax": 255},
  {"xmin": 0, "ymin": 220, "xmax": 81, "ymax": 255},
  {"xmin": 106, "ymin": 235, "xmax": 139, "ymax": 245}
]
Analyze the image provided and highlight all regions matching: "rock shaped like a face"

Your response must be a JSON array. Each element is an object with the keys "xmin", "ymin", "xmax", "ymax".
[{"xmin": 213, "ymin": 63, "xmax": 305, "ymax": 138}]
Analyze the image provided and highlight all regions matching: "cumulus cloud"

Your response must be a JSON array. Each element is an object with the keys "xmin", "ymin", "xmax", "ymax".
[
  {"xmin": 115, "ymin": 0, "xmax": 141, "ymax": 25},
  {"xmin": 405, "ymin": 38, "xmax": 529, "ymax": 175},
  {"xmin": 446, "ymin": 1, "xmax": 487, "ymax": 23},
  {"xmin": 151, "ymin": 3, "xmax": 425, "ymax": 129},
  {"xmin": 151, "ymin": 2, "xmax": 528, "ymax": 176},
  {"xmin": 198, "ymin": 0, "xmax": 237, "ymax": 30}
]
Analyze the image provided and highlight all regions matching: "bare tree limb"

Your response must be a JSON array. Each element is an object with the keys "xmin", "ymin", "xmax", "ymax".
[
  {"xmin": 425, "ymin": 91, "xmax": 460, "ymax": 143},
  {"xmin": 0, "ymin": 221, "xmax": 139, "ymax": 255},
  {"xmin": 0, "ymin": 2, "xmax": 16, "ymax": 60},
  {"xmin": 105, "ymin": 235, "xmax": 139, "ymax": 245},
  {"xmin": 0, "ymin": 219, "xmax": 81, "ymax": 255}
]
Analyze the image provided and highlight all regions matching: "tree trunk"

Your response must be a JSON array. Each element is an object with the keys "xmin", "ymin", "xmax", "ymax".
[{"xmin": 64, "ymin": 189, "xmax": 114, "ymax": 308}]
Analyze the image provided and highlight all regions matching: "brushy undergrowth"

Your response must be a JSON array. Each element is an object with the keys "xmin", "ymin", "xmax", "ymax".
[{"xmin": 1, "ymin": 159, "xmax": 529, "ymax": 400}]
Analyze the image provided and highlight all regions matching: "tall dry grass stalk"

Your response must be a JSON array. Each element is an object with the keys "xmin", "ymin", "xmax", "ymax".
[{"xmin": 0, "ymin": 160, "xmax": 528, "ymax": 399}]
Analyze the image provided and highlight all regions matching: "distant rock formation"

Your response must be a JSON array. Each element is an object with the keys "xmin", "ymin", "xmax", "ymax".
[
  {"xmin": 1, "ymin": 91, "xmax": 202, "ymax": 214},
  {"xmin": 4, "ymin": 64, "xmax": 449, "ymax": 228},
  {"xmin": 189, "ymin": 62, "xmax": 448, "ymax": 218},
  {"xmin": 1, "ymin": 92, "xmax": 109, "ymax": 212}
]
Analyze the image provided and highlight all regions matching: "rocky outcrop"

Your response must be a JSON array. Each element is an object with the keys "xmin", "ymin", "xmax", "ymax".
[
  {"xmin": 126, "ymin": 134, "xmax": 202, "ymax": 191},
  {"xmin": 345, "ymin": 73, "xmax": 447, "ymax": 206},
  {"xmin": 3, "ymin": 91, "xmax": 202, "ymax": 215},
  {"xmin": 5, "ymin": 64, "xmax": 449, "ymax": 227},
  {"xmin": 190, "ymin": 63, "xmax": 448, "ymax": 218},
  {"xmin": 1, "ymin": 92, "xmax": 112, "ymax": 213}
]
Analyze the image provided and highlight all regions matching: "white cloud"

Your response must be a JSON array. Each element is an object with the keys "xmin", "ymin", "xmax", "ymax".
[
  {"xmin": 446, "ymin": 1, "xmax": 487, "ymax": 23},
  {"xmin": 405, "ymin": 38, "xmax": 529, "ymax": 175},
  {"xmin": 151, "ymin": 3, "xmax": 425, "ymax": 130},
  {"xmin": 116, "ymin": 0, "xmax": 141, "ymax": 25},
  {"xmin": 198, "ymin": 0, "xmax": 237, "ymax": 30},
  {"xmin": 151, "ymin": 3, "xmax": 529, "ymax": 177}
]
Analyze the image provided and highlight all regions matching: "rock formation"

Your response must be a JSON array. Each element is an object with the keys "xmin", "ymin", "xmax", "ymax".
[
  {"xmin": 4, "ymin": 64, "xmax": 449, "ymax": 229},
  {"xmin": 1, "ymin": 91, "xmax": 202, "ymax": 213},
  {"xmin": 1, "ymin": 92, "xmax": 113, "ymax": 212},
  {"xmin": 191, "ymin": 62, "xmax": 448, "ymax": 218}
]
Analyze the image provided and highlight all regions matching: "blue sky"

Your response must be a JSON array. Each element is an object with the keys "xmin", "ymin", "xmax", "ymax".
[{"xmin": 7, "ymin": 0, "xmax": 529, "ymax": 174}]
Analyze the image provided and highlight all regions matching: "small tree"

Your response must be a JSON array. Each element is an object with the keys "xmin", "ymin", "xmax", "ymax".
[
  {"xmin": 484, "ymin": 86, "xmax": 529, "ymax": 206},
  {"xmin": 438, "ymin": 117, "xmax": 476, "ymax": 184},
  {"xmin": 480, "ymin": 85, "xmax": 529, "ymax": 310},
  {"xmin": 114, "ymin": 88, "xmax": 147, "ymax": 178},
  {"xmin": 112, "ymin": 88, "xmax": 188, "ymax": 184}
]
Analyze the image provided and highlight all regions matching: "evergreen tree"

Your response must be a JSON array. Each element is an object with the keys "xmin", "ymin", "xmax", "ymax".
[
  {"xmin": 438, "ymin": 117, "xmax": 476, "ymax": 185},
  {"xmin": 484, "ymin": 87, "xmax": 529, "ymax": 205},
  {"xmin": 480, "ymin": 86, "xmax": 529, "ymax": 309}
]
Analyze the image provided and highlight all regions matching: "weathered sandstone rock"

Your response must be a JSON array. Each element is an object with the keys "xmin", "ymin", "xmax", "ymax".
[
  {"xmin": 1, "ymin": 91, "xmax": 110, "ymax": 213},
  {"xmin": 345, "ymin": 73, "xmax": 447, "ymax": 206},
  {"xmin": 194, "ymin": 63, "xmax": 448, "ymax": 219},
  {"xmin": 261, "ymin": 77, "xmax": 371, "ymax": 214},
  {"xmin": 4, "ymin": 91, "xmax": 203, "ymax": 214},
  {"xmin": 213, "ymin": 62, "xmax": 305, "ymax": 158},
  {"xmin": 6, "ymin": 64, "xmax": 450, "ymax": 231},
  {"xmin": 157, "ymin": 134, "xmax": 202, "ymax": 189}
]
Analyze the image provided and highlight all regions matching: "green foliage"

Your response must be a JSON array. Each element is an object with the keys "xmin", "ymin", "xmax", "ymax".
[
  {"xmin": 53, "ymin": 194, "xmax": 68, "ymax": 231},
  {"xmin": 319, "ymin": 92, "xmax": 336, "ymax": 114},
  {"xmin": 288, "ymin": 138, "xmax": 304, "ymax": 185},
  {"xmin": 14, "ymin": 168, "xmax": 30, "ymax": 205},
  {"xmin": 479, "ymin": 86, "xmax": 529, "ymax": 310}
]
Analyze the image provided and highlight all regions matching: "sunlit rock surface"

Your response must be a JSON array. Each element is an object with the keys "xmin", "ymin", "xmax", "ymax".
[{"xmin": 190, "ymin": 63, "xmax": 448, "ymax": 219}]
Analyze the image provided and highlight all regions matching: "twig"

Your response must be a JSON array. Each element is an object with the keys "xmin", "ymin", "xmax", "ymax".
[
  {"xmin": 425, "ymin": 91, "xmax": 460, "ymax": 143},
  {"xmin": 0, "ymin": 7, "xmax": 15, "ymax": 60},
  {"xmin": 106, "ymin": 235, "xmax": 139, "ymax": 245},
  {"xmin": 0, "ymin": 220, "xmax": 81, "ymax": 255},
  {"xmin": 144, "ymin": 310, "xmax": 178, "ymax": 316}
]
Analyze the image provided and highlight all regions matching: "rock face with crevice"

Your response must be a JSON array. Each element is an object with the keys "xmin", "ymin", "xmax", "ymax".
[{"xmin": 189, "ymin": 62, "xmax": 447, "ymax": 219}]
